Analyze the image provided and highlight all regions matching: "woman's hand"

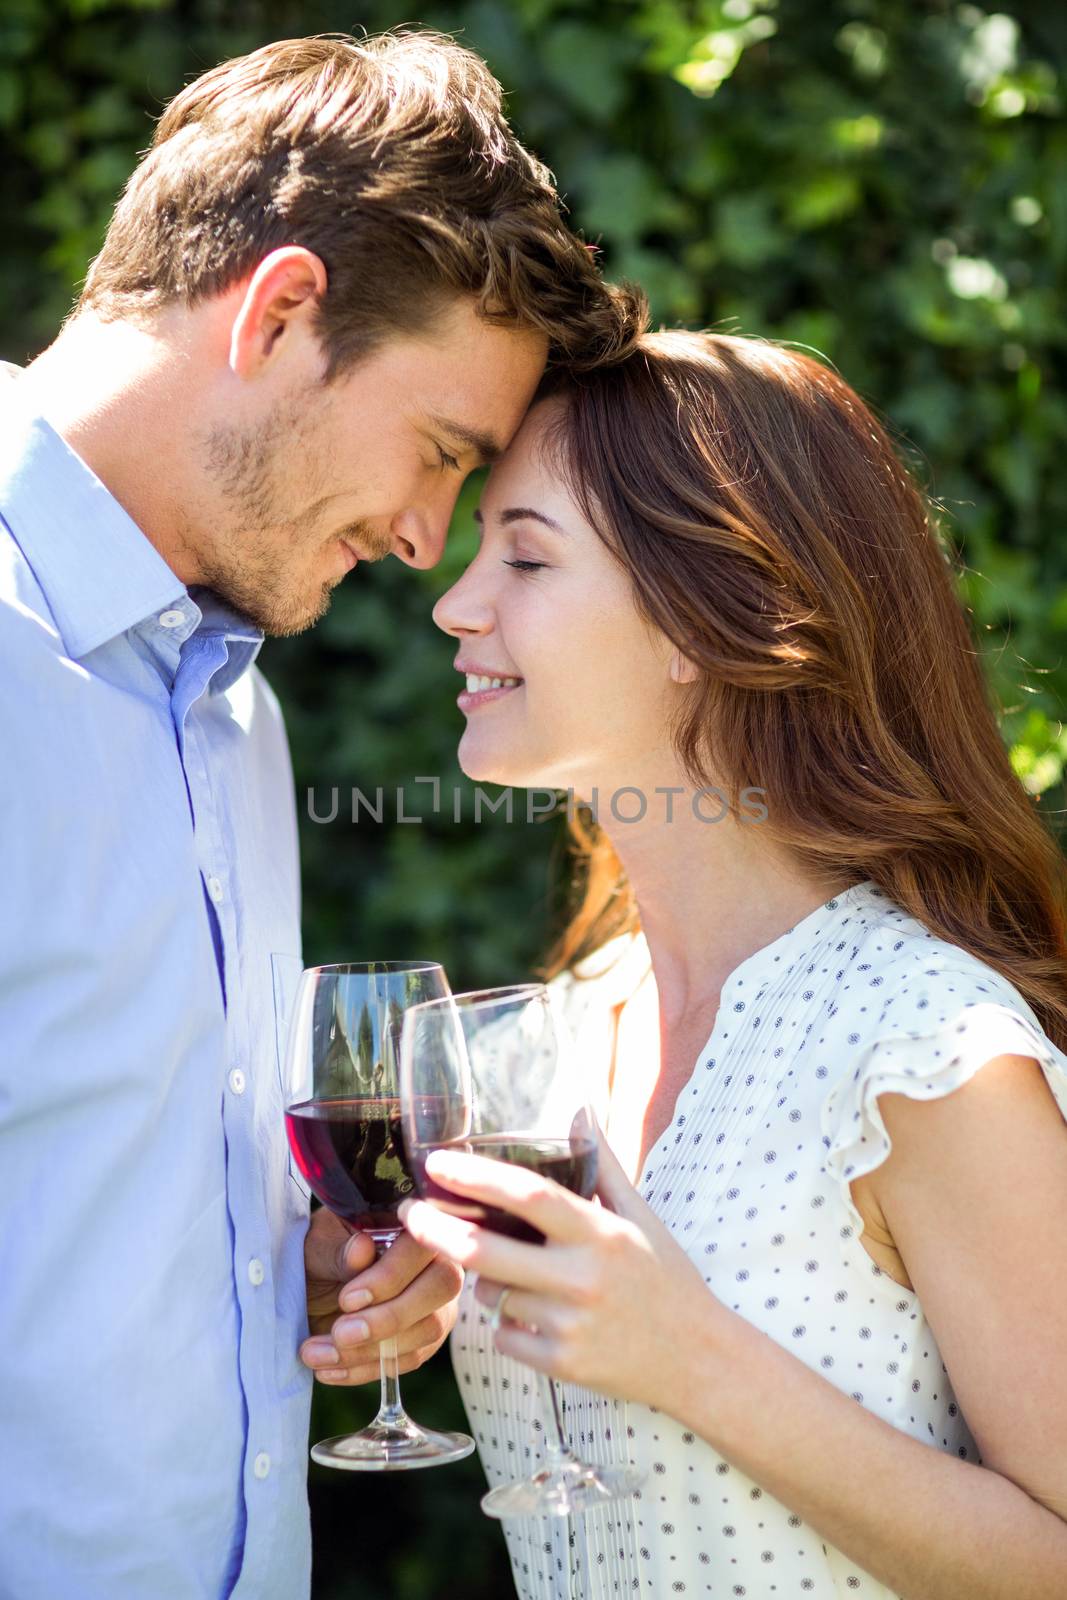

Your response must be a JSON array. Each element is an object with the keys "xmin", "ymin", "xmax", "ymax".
[{"xmin": 398, "ymin": 1124, "xmax": 729, "ymax": 1410}]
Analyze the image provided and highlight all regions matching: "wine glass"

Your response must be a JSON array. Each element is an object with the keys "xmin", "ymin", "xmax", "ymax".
[
  {"xmin": 399, "ymin": 983, "xmax": 645, "ymax": 1517},
  {"xmin": 283, "ymin": 961, "xmax": 476, "ymax": 1471}
]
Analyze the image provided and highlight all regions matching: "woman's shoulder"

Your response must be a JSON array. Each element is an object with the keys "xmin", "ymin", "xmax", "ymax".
[
  {"xmin": 842, "ymin": 886, "xmax": 1050, "ymax": 1036},
  {"xmin": 819, "ymin": 893, "xmax": 1067, "ymax": 1198}
]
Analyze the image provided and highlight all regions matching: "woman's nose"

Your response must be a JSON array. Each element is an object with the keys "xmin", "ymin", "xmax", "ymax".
[{"xmin": 432, "ymin": 566, "xmax": 495, "ymax": 638}]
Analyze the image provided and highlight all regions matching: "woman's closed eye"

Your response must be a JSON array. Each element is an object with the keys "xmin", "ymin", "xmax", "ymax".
[{"xmin": 503, "ymin": 559, "xmax": 548, "ymax": 573}]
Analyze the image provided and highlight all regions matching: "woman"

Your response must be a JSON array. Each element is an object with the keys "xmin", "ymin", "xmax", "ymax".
[{"xmin": 401, "ymin": 331, "xmax": 1067, "ymax": 1598}]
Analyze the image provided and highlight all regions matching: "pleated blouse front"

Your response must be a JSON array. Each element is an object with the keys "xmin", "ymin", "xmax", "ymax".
[{"xmin": 450, "ymin": 880, "xmax": 1067, "ymax": 1598}]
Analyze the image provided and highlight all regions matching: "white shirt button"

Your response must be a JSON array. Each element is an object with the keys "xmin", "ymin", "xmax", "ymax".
[
  {"xmin": 248, "ymin": 1258, "xmax": 265, "ymax": 1287},
  {"xmin": 158, "ymin": 609, "xmax": 186, "ymax": 629},
  {"xmin": 228, "ymin": 1068, "xmax": 246, "ymax": 1095},
  {"xmin": 253, "ymin": 1452, "xmax": 271, "ymax": 1480},
  {"xmin": 207, "ymin": 876, "xmax": 224, "ymax": 903}
]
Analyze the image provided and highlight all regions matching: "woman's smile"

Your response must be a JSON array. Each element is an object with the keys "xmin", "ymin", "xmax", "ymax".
[{"xmin": 456, "ymin": 662, "xmax": 525, "ymax": 712}]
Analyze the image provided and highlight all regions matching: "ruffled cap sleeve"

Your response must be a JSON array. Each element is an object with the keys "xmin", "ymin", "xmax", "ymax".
[{"xmin": 821, "ymin": 993, "xmax": 1067, "ymax": 1241}]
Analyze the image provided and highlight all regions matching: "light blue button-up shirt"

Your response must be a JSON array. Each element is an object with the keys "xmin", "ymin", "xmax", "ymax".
[{"xmin": 0, "ymin": 383, "xmax": 312, "ymax": 1598}]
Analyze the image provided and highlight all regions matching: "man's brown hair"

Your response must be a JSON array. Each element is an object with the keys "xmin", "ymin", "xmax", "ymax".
[{"xmin": 79, "ymin": 30, "xmax": 646, "ymax": 375}]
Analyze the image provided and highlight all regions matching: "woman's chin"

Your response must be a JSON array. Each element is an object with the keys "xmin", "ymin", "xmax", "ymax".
[
  {"xmin": 456, "ymin": 746, "xmax": 512, "ymax": 787},
  {"xmin": 457, "ymin": 737, "xmax": 549, "ymax": 792},
  {"xmin": 460, "ymin": 761, "xmax": 524, "ymax": 788}
]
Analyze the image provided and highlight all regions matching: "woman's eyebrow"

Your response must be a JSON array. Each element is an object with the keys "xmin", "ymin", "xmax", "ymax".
[{"xmin": 473, "ymin": 505, "xmax": 567, "ymax": 535}]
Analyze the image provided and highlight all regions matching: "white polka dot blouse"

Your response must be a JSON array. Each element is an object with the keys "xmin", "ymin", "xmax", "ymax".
[{"xmin": 450, "ymin": 879, "xmax": 1067, "ymax": 1598}]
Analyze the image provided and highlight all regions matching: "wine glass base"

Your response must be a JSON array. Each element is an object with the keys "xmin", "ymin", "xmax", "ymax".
[
  {"xmin": 312, "ymin": 1421, "xmax": 476, "ymax": 1473},
  {"xmin": 481, "ymin": 1459, "xmax": 645, "ymax": 1519}
]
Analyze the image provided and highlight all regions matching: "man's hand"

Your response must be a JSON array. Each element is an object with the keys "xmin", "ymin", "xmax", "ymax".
[{"xmin": 300, "ymin": 1207, "xmax": 463, "ymax": 1385}]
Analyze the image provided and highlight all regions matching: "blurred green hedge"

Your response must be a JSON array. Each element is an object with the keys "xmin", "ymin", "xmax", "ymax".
[{"xmin": 4, "ymin": 1, "xmax": 1065, "ymax": 1595}]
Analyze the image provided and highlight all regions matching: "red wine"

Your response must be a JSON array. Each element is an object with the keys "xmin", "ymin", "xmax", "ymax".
[
  {"xmin": 285, "ymin": 1098, "xmax": 414, "ymax": 1235},
  {"xmin": 413, "ymin": 1133, "xmax": 598, "ymax": 1244}
]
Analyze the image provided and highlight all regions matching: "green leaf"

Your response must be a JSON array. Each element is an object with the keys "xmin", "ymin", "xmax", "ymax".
[
  {"xmin": 570, "ymin": 152, "xmax": 689, "ymax": 243},
  {"xmin": 540, "ymin": 22, "xmax": 636, "ymax": 123},
  {"xmin": 715, "ymin": 193, "xmax": 784, "ymax": 269},
  {"xmin": 785, "ymin": 172, "xmax": 861, "ymax": 230}
]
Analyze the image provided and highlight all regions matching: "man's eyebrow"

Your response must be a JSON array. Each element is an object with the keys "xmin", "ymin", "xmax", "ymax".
[
  {"xmin": 473, "ymin": 506, "xmax": 568, "ymax": 536},
  {"xmin": 428, "ymin": 414, "xmax": 504, "ymax": 465}
]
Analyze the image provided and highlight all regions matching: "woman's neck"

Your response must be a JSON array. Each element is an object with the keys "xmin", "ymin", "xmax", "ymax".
[{"xmin": 601, "ymin": 794, "xmax": 853, "ymax": 1029}]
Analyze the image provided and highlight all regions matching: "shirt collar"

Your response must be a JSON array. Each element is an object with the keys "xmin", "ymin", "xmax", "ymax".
[
  {"xmin": 572, "ymin": 881, "xmax": 884, "ymax": 1009},
  {"xmin": 574, "ymin": 930, "xmax": 654, "ymax": 1009},
  {"xmin": 0, "ymin": 394, "xmax": 190, "ymax": 660},
  {"xmin": 186, "ymin": 586, "xmax": 264, "ymax": 694},
  {"xmin": 0, "ymin": 384, "xmax": 263, "ymax": 688}
]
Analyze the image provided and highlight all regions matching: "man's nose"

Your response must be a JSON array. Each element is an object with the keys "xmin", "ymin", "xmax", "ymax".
[{"xmin": 390, "ymin": 502, "xmax": 451, "ymax": 570}]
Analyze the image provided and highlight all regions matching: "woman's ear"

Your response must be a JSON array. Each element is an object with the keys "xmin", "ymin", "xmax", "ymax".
[{"xmin": 669, "ymin": 648, "xmax": 699, "ymax": 685}]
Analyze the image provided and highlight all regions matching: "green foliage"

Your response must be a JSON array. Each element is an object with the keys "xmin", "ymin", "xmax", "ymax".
[{"xmin": 4, "ymin": 1, "xmax": 1066, "ymax": 1593}]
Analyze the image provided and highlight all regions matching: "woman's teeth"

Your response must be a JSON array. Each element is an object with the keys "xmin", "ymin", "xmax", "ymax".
[{"xmin": 465, "ymin": 675, "xmax": 521, "ymax": 693}]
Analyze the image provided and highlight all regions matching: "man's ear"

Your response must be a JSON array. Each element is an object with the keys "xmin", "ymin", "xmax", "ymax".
[
  {"xmin": 669, "ymin": 647, "xmax": 700, "ymax": 685},
  {"xmin": 228, "ymin": 247, "xmax": 328, "ymax": 378}
]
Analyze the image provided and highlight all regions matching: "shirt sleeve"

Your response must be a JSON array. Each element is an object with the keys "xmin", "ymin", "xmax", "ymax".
[{"xmin": 819, "ymin": 992, "xmax": 1067, "ymax": 1239}]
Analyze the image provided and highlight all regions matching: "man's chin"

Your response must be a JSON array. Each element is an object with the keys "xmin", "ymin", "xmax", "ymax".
[
  {"xmin": 261, "ymin": 583, "xmax": 335, "ymax": 639},
  {"xmin": 206, "ymin": 579, "xmax": 334, "ymax": 639}
]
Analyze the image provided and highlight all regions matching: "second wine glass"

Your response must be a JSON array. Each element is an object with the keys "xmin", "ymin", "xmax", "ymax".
[{"xmin": 400, "ymin": 983, "xmax": 645, "ymax": 1517}]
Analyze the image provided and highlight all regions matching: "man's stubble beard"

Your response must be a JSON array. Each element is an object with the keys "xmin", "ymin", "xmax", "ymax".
[
  {"xmin": 193, "ymin": 395, "xmax": 387, "ymax": 637},
  {"xmin": 194, "ymin": 502, "xmax": 340, "ymax": 638}
]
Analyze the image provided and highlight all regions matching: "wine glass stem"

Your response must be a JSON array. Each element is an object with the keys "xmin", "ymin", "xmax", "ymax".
[
  {"xmin": 376, "ymin": 1335, "xmax": 408, "ymax": 1428},
  {"xmin": 539, "ymin": 1371, "xmax": 575, "ymax": 1465},
  {"xmin": 369, "ymin": 1236, "xmax": 411, "ymax": 1429}
]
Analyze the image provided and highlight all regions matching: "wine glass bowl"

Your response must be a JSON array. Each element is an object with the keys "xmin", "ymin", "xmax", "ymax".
[
  {"xmin": 402, "ymin": 983, "xmax": 599, "ymax": 1241},
  {"xmin": 412, "ymin": 1128, "xmax": 598, "ymax": 1242}
]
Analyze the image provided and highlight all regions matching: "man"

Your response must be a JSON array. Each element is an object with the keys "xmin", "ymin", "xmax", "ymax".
[{"xmin": 0, "ymin": 31, "xmax": 643, "ymax": 1599}]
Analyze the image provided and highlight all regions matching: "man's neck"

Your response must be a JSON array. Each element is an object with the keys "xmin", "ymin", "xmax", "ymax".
[{"xmin": 21, "ymin": 311, "xmax": 207, "ymax": 584}]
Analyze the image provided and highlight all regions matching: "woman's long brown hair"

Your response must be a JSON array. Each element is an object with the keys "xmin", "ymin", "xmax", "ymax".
[{"xmin": 536, "ymin": 331, "xmax": 1067, "ymax": 1050}]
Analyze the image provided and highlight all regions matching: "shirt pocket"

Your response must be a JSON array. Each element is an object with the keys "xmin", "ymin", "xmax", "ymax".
[{"xmin": 271, "ymin": 951, "xmax": 312, "ymax": 1203}]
